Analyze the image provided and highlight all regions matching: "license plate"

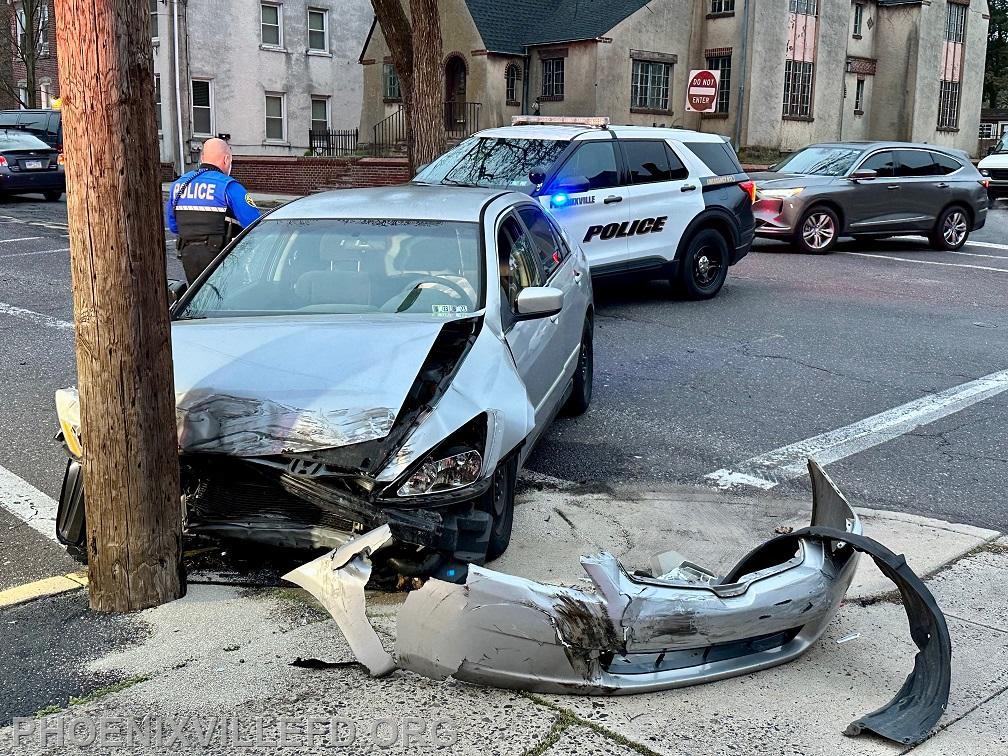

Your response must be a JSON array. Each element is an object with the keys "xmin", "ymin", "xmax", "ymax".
[{"xmin": 24, "ymin": 160, "xmax": 43, "ymax": 169}]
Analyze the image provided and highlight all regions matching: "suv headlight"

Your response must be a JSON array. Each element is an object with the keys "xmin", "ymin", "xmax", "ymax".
[
  {"xmin": 55, "ymin": 387, "xmax": 83, "ymax": 459},
  {"xmin": 757, "ymin": 187, "xmax": 804, "ymax": 199},
  {"xmin": 397, "ymin": 449, "xmax": 483, "ymax": 497}
]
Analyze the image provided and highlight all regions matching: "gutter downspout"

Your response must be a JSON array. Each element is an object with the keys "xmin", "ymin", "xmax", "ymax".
[
  {"xmin": 522, "ymin": 50, "xmax": 531, "ymax": 115},
  {"xmin": 172, "ymin": 0, "xmax": 186, "ymax": 175},
  {"xmin": 732, "ymin": 0, "xmax": 750, "ymax": 149}
]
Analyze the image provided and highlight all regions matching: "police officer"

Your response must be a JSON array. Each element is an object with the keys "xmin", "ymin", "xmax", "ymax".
[{"xmin": 166, "ymin": 138, "xmax": 262, "ymax": 284}]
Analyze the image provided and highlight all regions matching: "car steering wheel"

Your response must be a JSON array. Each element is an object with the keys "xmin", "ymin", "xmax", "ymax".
[{"xmin": 381, "ymin": 275, "xmax": 473, "ymax": 313}]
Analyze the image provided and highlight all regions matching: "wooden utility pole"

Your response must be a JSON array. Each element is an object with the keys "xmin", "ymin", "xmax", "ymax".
[
  {"xmin": 408, "ymin": 0, "xmax": 446, "ymax": 168},
  {"xmin": 54, "ymin": 0, "xmax": 184, "ymax": 611}
]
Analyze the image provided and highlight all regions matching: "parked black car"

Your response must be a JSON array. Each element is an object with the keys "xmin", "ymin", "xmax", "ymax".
[
  {"xmin": 0, "ymin": 109, "xmax": 62, "ymax": 151},
  {"xmin": 0, "ymin": 129, "xmax": 65, "ymax": 201},
  {"xmin": 751, "ymin": 142, "xmax": 988, "ymax": 254}
]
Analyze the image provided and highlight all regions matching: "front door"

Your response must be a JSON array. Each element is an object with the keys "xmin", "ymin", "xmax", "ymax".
[
  {"xmin": 845, "ymin": 150, "xmax": 909, "ymax": 233},
  {"xmin": 445, "ymin": 56, "xmax": 467, "ymax": 133},
  {"xmin": 537, "ymin": 138, "xmax": 629, "ymax": 270}
]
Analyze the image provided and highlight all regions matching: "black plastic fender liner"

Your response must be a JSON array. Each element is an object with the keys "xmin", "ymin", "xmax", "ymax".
[{"xmin": 733, "ymin": 525, "xmax": 952, "ymax": 748}]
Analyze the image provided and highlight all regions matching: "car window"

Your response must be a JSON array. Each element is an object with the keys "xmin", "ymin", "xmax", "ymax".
[
  {"xmin": 518, "ymin": 205, "xmax": 565, "ymax": 279},
  {"xmin": 18, "ymin": 112, "xmax": 50, "ymax": 133},
  {"xmin": 896, "ymin": 150, "xmax": 938, "ymax": 177},
  {"xmin": 932, "ymin": 152, "xmax": 963, "ymax": 175},
  {"xmin": 177, "ymin": 218, "xmax": 484, "ymax": 319},
  {"xmin": 0, "ymin": 130, "xmax": 51, "ymax": 150},
  {"xmin": 551, "ymin": 141, "xmax": 619, "ymax": 191},
  {"xmin": 771, "ymin": 146, "xmax": 861, "ymax": 175},
  {"xmin": 0, "ymin": 113, "xmax": 19, "ymax": 129},
  {"xmin": 623, "ymin": 140, "xmax": 688, "ymax": 184},
  {"xmin": 683, "ymin": 140, "xmax": 743, "ymax": 175},
  {"xmin": 497, "ymin": 214, "xmax": 542, "ymax": 323},
  {"xmin": 415, "ymin": 136, "xmax": 569, "ymax": 191},
  {"xmin": 859, "ymin": 151, "xmax": 897, "ymax": 178}
]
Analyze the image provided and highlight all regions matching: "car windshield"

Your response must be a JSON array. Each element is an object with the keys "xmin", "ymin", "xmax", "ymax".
[
  {"xmin": 994, "ymin": 133, "xmax": 1008, "ymax": 154},
  {"xmin": 414, "ymin": 136, "xmax": 569, "ymax": 191},
  {"xmin": 177, "ymin": 218, "xmax": 484, "ymax": 319},
  {"xmin": 0, "ymin": 130, "xmax": 50, "ymax": 150},
  {"xmin": 771, "ymin": 146, "xmax": 863, "ymax": 176}
]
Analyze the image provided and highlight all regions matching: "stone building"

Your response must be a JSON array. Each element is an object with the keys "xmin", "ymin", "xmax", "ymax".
[{"xmin": 358, "ymin": 0, "xmax": 990, "ymax": 156}]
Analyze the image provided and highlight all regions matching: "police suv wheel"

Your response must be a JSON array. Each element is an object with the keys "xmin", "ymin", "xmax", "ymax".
[{"xmin": 675, "ymin": 229, "xmax": 729, "ymax": 300}]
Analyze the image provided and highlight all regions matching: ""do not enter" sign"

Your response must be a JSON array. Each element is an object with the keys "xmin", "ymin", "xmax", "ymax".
[{"xmin": 686, "ymin": 69, "xmax": 719, "ymax": 113}]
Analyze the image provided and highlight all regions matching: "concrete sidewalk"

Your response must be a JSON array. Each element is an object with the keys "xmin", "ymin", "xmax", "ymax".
[{"xmin": 1, "ymin": 477, "xmax": 1005, "ymax": 755}]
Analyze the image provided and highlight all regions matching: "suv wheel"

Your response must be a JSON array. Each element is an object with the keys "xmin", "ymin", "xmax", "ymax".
[
  {"xmin": 43, "ymin": 190, "xmax": 63, "ymax": 202},
  {"xmin": 563, "ymin": 317, "xmax": 593, "ymax": 415},
  {"xmin": 674, "ymin": 229, "xmax": 729, "ymax": 300},
  {"xmin": 930, "ymin": 206, "xmax": 970, "ymax": 251},
  {"xmin": 796, "ymin": 206, "xmax": 839, "ymax": 254}
]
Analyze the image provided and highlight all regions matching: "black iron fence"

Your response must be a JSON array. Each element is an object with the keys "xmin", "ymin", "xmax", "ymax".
[
  {"xmin": 445, "ymin": 101, "xmax": 481, "ymax": 139},
  {"xmin": 371, "ymin": 108, "xmax": 406, "ymax": 157},
  {"xmin": 308, "ymin": 128, "xmax": 359, "ymax": 156}
]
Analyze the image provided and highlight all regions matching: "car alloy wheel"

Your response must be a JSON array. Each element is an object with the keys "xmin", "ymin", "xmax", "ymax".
[
  {"xmin": 693, "ymin": 245, "xmax": 723, "ymax": 288},
  {"xmin": 942, "ymin": 210, "xmax": 968, "ymax": 248},
  {"xmin": 802, "ymin": 212, "xmax": 836, "ymax": 251}
]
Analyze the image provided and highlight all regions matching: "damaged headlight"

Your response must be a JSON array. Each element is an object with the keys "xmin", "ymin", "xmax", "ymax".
[
  {"xmin": 397, "ymin": 450, "xmax": 482, "ymax": 497},
  {"xmin": 55, "ymin": 387, "xmax": 83, "ymax": 459}
]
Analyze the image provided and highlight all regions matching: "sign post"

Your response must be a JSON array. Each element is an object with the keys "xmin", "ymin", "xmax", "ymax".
[{"xmin": 686, "ymin": 69, "xmax": 720, "ymax": 113}]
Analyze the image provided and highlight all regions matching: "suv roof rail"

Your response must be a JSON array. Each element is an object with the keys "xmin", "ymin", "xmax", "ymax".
[{"xmin": 510, "ymin": 116, "xmax": 610, "ymax": 129}]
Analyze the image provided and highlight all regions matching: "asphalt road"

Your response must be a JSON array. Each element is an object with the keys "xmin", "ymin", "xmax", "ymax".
[{"xmin": 0, "ymin": 194, "xmax": 1006, "ymax": 591}]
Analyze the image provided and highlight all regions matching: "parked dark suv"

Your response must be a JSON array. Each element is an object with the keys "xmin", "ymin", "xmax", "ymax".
[
  {"xmin": 752, "ymin": 142, "xmax": 988, "ymax": 254},
  {"xmin": 0, "ymin": 109, "xmax": 62, "ymax": 151}
]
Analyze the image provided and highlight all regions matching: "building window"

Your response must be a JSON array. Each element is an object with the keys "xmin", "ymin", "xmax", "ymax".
[
  {"xmin": 39, "ymin": 83, "xmax": 51, "ymax": 108},
  {"xmin": 307, "ymin": 8, "xmax": 328, "ymax": 52},
  {"xmin": 980, "ymin": 122, "xmax": 996, "ymax": 140},
  {"xmin": 710, "ymin": 0, "xmax": 734, "ymax": 13},
  {"xmin": 945, "ymin": 1, "xmax": 966, "ymax": 43},
  {"xmin": 154, "ymin": 75, "xmax": 161, "ymax": 131},
  {"xmin": 542, "ymin": 58, "xmax": 565, "ymax": 99},
  {"xmin": 383, "ymin": 63, "xmax": 401, "ymax": 101},
  {"xmin": 789, "ymin": 0, "xmax": 817, "ymax": 15},
  {"xmin": 265, "ymin": 93, "xmax": 286, "ymax": 141},
  {"xmin": 190, "ymin": 79, "xmax": 213, "ymax": 135},
  {"xmin": 310, "ymin": 96, "xmax": 329, "ymax": 132},
  {"xmin": 853, "ymin": 3, "xmax": 864, "ymax": 36},
  {"xmin": 631, "ymin": 59, "xmax": 671, "ymax": 111},
  {"xmin": 706, "ymin": 55, "xmax": 731, "ymax": 113},
  {"xmin": 782, "ymin": 59, "xmax": 814, "ymax": 118},
  {"xmin": 150, "ymin": 0, "xmax": 159, "ymax": 39},
  {"xmin": 17, "ymin": 86, "xmax": 28, "ymax": 109},
  {"xmin": 854, "ymin": 78, "xmax": 865, "ymax": 113},
  {"xmin": 261, "ymin": 2, "xmax": 283, "ymax": 47},
  {"xmin": 505, "ymin": 63, "xmax": 521, "ymax": 105},
  {"xmin": 938, "ymin": 81, "xmax": 960, "ymax": 130}
]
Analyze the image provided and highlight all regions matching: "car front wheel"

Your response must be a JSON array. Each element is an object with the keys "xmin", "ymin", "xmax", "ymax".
[
  {"xmin": 930, "ymin": 206, "xmax": 970, "ymax": 251},
  {"xmin": 674, "ymin": 229, "xmax": 729, "ymax": 300},
  {"xmin": 796, "ymin": 206, "xmax": 839, "ymax": 254},
  {"xmin": 480, "ymin": 457, "xmax": 518, "ymax": 562}
]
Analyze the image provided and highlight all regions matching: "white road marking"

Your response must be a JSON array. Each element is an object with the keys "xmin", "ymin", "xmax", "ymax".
[
  {"xmin": 707, "ymin": 368, "xmax": 1008, "ymax": 490},
  {"xmin": 0, "ymin": 236, "xmax": 42, "ymax": 244},
  {"xmin": 966, "ymin": 240, "xmax": 1008, "ymax": 251},
  {"xmin": 0, "ymin": 301, "xmax": 74, "ymax": 331},
  {"xmin": 844, "ymin": 251, "xmax": 1008, "ymax": 274},
  {"xmin": 0, "ymin": 463, "xmax": 59, "ymax": 542},
  {"xmin": 947, "ymin": 249, "xmax": 1008, "ymax": 260},
  {"xmin": 0, "ymin": 247, "xmax": 70, "ymax": 259}
]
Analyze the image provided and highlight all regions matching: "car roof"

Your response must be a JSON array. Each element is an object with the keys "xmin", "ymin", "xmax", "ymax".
[
  {"xmin": 471, "ymin": 124, "xmax": 727, "ymax": 143},
  {"xmin": 269, "ymin": 184, "xmax": 522, "ymax": 222},
  {"xmin": 807, "ymin": 141, "xmax": 964, "ymax": 154}
]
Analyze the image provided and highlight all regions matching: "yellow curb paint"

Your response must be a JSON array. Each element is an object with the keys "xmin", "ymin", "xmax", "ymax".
[{"xmin": 0, "ymin": 571, "xmax": 88, "ymax": 608}]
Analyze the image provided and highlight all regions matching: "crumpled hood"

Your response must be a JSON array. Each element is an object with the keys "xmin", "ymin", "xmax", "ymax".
[{"xmin": 172, "ymin": 316, "xmax": 447, "ymax": 456}]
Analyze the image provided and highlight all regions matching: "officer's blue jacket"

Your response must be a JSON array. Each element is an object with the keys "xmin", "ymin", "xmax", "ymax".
[{"xmin": 165, "ymin": 164, "xmax": 261, "ymax": 234}]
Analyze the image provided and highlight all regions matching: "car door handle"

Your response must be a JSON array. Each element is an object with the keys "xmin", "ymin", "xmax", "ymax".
[
  {"xmin": 603, "ymin": 195, "xmax": 622, "ymax": 204},
  {"xmin": 937, "ymin": 182, "xmax": 950, "ymax": 189},
  {"xmin": 681, "ymin": 184, "xmax": 698, "ymax": 192},
  {"xmin": 887, "ymin": 185, "xmax": 900, "ymax": 190}
]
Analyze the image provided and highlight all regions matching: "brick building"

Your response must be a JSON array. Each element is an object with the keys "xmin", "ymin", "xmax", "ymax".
[{"xmin": 5, "ymin": 0, "xmax": 60, "ymax": 108}]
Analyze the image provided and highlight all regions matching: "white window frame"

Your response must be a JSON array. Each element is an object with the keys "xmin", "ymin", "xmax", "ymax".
[
  {"xmin": 190, "ymin": 78, "xmax": 214, "ymax": 137},
  {"xmin": 265, "ymin": 92, "xmax": 287, "ymax": 142},
  {"xmin": 39, "ymin": 82, "xmax": 51, "ymax": 108},
  {"xmin": 979, "ymin": 122, "xmax": 995, "ymax": 140},
  {"xmin": 307, "ymin": 7, "xmax": 329, "ymax": 53},
  {"xmin": 782, "ymin": 59, "xmax": 814, "ymax": 118},
  {"xmin": 854, "ymin": 78, "xmax": 865, "ymax": 113},
  {"xmin": 542, "ymin": 57, "xmax": 565, "ymax": 99},
  {"xmin": 310, "ymin": 95, "xmax": 330, "ymax": 133},
  {"xmin": 630, "ymin": 58, "xmax": 671, "ymax": 111},
  {"xmin": 260, "ymin": 2, "xmax": 284, "ymax": 49},
  {"xmin": 150, "ymin": 0, "xmax": 159, "ymax": 41},
  {"xmin": 154, "ymin": 74, "xmax": 162, "ymax": 133},
  {"xmin": 853, "ymin": 4, "xmax": 864, "ymax": 36}
]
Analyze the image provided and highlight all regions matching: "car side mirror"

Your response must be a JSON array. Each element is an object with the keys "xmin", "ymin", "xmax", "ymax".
[
  {"xmin": 515, "ymin": 286, "xmax": 563, "ymax": 320},
  {"xmin": 528, "ymin": 170, "xmax": 546, "ymax": 187},
  {"xmin": 552, "ymin": 175, "xmax": 591, "ymax": 194},
  {"xmin": 167, "ymin": 279, "xmax": 187, "ymax": 306},
  {"xmin": 850, "ymin": 168, "xmax": 877, "ymax": 182}
]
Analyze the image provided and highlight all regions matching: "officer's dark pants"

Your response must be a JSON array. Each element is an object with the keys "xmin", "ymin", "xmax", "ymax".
[{"xmin": 178, "ymin": 244, "xmax": 218, "ymax": 285}]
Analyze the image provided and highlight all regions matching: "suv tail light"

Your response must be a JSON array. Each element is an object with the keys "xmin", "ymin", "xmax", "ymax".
[
  {"xmin": 739, "ymin": 180, "xmax": 757, "ymax": 203},
  {"xmin": 0, "ymin": 156, "xmax": 7, "ymax": 168},
  {"xmin": 57, "ymin": 151, "xmax": 64, "ymax": 165}
]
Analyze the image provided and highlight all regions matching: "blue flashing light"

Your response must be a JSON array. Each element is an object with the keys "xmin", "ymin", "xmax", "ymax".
[{"xmin": 552, "ymin": 193, "xmax": 569, "ymax": 207}]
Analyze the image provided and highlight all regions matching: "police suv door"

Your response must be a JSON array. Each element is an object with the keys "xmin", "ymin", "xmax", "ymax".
[
  {"xmin": 620, "ymin": 140, "xmax": 704, "ymax": 265},
  {"xmin": 537, "ymin": 136, "xmax": 629, "ymax": 270}
]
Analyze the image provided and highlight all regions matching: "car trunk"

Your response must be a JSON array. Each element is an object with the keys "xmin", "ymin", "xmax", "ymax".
[{"xmin": 2, "ymin": 147, "xmax": 59, "ymax": 172}]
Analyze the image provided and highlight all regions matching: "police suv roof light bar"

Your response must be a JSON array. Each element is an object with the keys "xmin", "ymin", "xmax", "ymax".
[{"xmin": 511, "ymin": 116, "xmax": 610, "ymax": 129}]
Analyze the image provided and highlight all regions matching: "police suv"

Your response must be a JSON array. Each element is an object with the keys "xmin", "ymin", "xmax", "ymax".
[{"xmin": 414, "ymin": 117, "xmax": 756, "ymax": 299}]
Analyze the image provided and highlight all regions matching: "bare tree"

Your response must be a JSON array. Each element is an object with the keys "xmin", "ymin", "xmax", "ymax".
[
  {"xmin": 370, "ymin": 0, "xmax": 445, "ymax": 172},
  {"xmin": 3, "ymin": 0, "xmax": 51, "ymax": 108}
]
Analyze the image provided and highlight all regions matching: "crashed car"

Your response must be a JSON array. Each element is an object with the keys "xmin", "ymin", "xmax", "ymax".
[
  {"xmin": 54, "ymin": 185, "xmax": 594, "ymax": 575},
  {"xmin": 285, "ymin": 460, "xmax": 952, "ymax": 748}
]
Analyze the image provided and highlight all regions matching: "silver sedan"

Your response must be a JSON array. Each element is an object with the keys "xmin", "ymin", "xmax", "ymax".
[{"xmin": 54, "ymin": 185, "xmax": 594, "ymax": 579}]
